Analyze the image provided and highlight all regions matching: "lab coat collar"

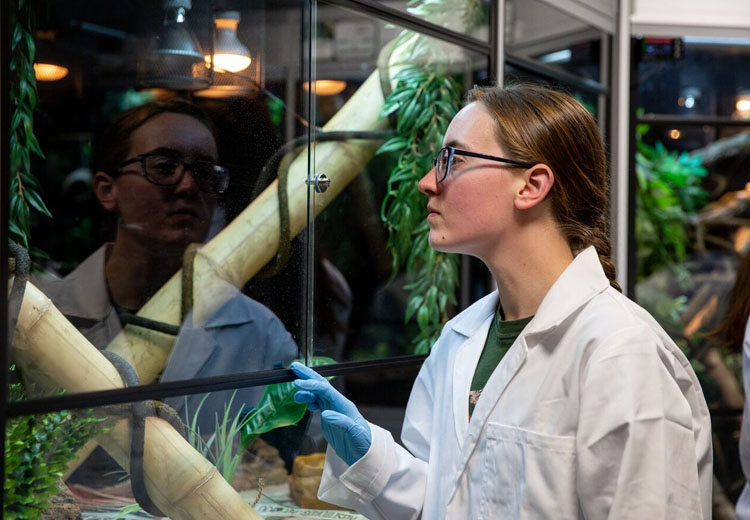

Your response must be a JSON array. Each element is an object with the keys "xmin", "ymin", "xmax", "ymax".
[
  {"xmin": 450, "ymin": 246, "xmax": 610, "ymax": 339},
  {"xmin": 52, "ymin": 245, "xmax": 114, "ymax": 321}
]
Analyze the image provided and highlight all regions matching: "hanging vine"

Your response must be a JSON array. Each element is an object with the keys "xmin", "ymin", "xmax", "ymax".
[
  {"xmin": 9, "ymin": 0, "xmax": 51, "ymax": 253},
  {"xmin": 378, "ymin": 0, "xmax": 484, "ymax": 354}
]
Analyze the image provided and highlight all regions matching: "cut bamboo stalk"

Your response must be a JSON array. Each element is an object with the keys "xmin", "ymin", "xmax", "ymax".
[{"xmin": 11, "ymin": 280, "xmax": 262, "ymax": 520}]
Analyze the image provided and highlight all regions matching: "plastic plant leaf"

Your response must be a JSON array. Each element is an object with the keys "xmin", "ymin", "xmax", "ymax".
[{"xmin": 240, "ymin": 357, "xmax": 336, "ymax": 450}]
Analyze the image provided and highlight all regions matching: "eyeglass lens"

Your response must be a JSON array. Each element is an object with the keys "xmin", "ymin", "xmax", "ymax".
[
  {"xmin": 143, "ymin": 155, "xmax": 228, "ymax": 193},
  {"xmin": 435, "ymin": 147, "xmax": 450, "ymax": 183}
]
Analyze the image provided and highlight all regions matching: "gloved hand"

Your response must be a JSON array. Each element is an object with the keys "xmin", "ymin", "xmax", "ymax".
[{"xmin": 291, "ymin": 361, "xmax": 372, "ymax": 466}]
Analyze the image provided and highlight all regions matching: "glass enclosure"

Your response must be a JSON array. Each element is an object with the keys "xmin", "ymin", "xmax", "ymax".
[
  {"xmin": 3, "ymin": 0, "xmax": 496, "ymax": 517},
  {"xmin": 632, "ymin": 37, "xmax": 750, "ymax": 507}
]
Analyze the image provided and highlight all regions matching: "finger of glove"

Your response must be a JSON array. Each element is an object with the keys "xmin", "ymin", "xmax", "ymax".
[
  {"xmin": 293, "ymin": 390, "xmax": 320, "ymax": 407},
  {"xmin": 293, "ymin": 379, "xmax": 338, "ymax": 408},
  {"xmin": 290, "ymin": 361, "xmax": 326, "ymax": 382}
]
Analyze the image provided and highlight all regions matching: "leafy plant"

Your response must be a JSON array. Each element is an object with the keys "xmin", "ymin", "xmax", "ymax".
[
  {"xmin": 240, "ymin": 357, "xmax": 335, "ymax": 450},
  {"xmin": 378, "ymin": 4, "xmax": 476, "ymax": 353},
  {"xmin": 635, "ymin": 126, "xmax": 708, "ymax": 280},
  {"xmin": 9, "ymin": 0, "xmax": 52, "ymax": 254},
  {"xmin": 184, "ymin": 358, "xmax": 335, "ymax": 484},
  {"xmin": 4, "ymin": 372, "xmax": 106, "ymax": 520},
  {"xmin": 186, "ymin": 391, "xmax": 250, "ymax": 483}
]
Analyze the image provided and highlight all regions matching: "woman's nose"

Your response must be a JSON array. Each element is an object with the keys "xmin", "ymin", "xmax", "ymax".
[{"xmin": 418, "ymin": 166, "xmax": 440, "ymax": 196}]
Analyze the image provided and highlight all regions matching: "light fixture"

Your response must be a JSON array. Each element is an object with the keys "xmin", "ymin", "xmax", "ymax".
[
  {"xmin": 138, "ymin": 0, "xmax": 210, "ymax": 90},
  {"xmin": 207, "ymin": 11, "xmax": 251, "ymax": 73},
  {"xmin": 668, "ymin": 129, "xmax": 681, "ymax": 140},
  {"xmin": 736, "ymin": 91, "xmax": 750, "ymax": 119},
  {"xmin": 34, "ymin": 63, "xmax": 68, "ymax": 81},
  {"xmin": 302, "ymin": 80, "xmax": 347, "ymax": 96}
]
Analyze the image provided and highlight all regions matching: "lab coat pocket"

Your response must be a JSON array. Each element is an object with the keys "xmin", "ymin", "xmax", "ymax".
[{"xmin": 481, "ymin": 423, "xmax": 577, "ymax": 519}]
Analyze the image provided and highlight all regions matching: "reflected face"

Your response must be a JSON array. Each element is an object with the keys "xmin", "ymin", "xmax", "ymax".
[
  {"xmin": 108, "ymin": 113, "xmax": 218, "ymax": 249},
  {"xmin": 417, "ymin": 102, "xmax": 524, "ymax": 258}
]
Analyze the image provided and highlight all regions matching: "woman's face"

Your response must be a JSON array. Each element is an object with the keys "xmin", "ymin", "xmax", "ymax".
[
  {"xmin": 418, "ymin": 101, "xmax": 525, "ymax": 258},
  {"xmin": 104, "ymin": 112, "xmax": 218, "ymax": 249}
]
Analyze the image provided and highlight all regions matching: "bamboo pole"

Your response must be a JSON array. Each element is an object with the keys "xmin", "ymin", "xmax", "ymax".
[{"xmin": 11, "ymin": 280, "xmax": 262, "ymax": 520}]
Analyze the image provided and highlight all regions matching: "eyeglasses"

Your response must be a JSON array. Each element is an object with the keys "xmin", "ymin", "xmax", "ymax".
[
  {"xmin": 432, "ymin": 146, "xmax": 533, "ymax": 184},
  {"xmin": 113, "ymin": 153, "xmax": 230, "ymax": 194}
]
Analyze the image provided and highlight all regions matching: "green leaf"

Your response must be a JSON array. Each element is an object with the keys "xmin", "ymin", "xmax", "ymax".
[
  {"xmin": 24, "ymin": 188, "xmax": 52, "ymax": 217},
  {"xmin": 240, "ymin": 357, "xmax": 336, "ymax": 449}
]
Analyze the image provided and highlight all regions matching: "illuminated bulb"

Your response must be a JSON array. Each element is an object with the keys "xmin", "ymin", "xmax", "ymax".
[
  {"xmin": 207, "ymin": 11, "xmax": 251, "ymax": 73},
  {"xmin": 669, "ymin": 129, "xmax": 681, "ymax": 139},
  {"xmin": 34, "ymin": 63, "xmax": 68, "ymax": 81},
  {"xmin": 737, "ymin": 99, "xmax": 750, "ymax": 113},
  {"xmin": 303, "ymin": 80, "xmax": 347, "ymax": 96}
]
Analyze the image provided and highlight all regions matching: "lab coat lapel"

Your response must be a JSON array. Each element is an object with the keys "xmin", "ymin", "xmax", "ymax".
[{"xmin": 451, "ymin": 315, "xmax": 493, "ymax": 449}]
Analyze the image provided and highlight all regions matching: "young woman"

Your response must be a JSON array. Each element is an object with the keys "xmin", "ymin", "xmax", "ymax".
[
  {"xmin": 292, "ymin": 84, "xmax": 712, "ymax": 519},
  {"xmin": 711, "ymin": 251, "xmax": 750, "ymax": 519}
]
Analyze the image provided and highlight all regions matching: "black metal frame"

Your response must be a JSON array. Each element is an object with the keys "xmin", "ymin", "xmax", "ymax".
[
  {"xmin": 0, "ymin": 0, "xmax": 496, "ymax": 425},
  {"xmin": 1, "ymin": 0, "xmax": 10, "ymax": 498}
]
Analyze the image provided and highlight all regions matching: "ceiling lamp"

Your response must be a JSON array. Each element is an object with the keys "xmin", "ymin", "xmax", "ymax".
[
  {"xmin": 303, "ymin": 80, "xmax": 347, "ymax": 96},
  {"xmin": 138, "ymin": 0, "xmax": 210, "ymax": 90},
  {"xmin": 209, "ymin": 11, "xmax": 251, "ymax": 73},
  {"xmin": 34, "ymin": 63, "xmax": 68, "ymax": 81}
]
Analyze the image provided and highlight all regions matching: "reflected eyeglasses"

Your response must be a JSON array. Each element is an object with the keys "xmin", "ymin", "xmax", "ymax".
[
  {"xmin": 113, "ymin": 153, "xmax": 230, "ymax": 194},
  {"xmin": 432, "ymin": 146, "xmax": 533, "ymax": 184}
]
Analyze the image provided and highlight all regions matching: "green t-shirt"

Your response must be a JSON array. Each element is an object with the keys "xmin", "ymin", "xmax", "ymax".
[{"xmin": 468, "ymin": 305, "xmax": 533, "ymax": 419}]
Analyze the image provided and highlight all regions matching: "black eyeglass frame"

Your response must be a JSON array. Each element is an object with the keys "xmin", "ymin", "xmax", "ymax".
[
  {"xmin": 433, "ymin": 146, "xmax": 534, "ymax": 183},
  {"xmin": 112, "ymin": 153, "xmax": 230, "ymax": 194}
]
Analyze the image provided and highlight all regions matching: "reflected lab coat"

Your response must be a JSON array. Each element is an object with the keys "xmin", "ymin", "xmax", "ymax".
[{"xmin": 319, "ymin": 247, "xmax": 713, "ymax": 519}]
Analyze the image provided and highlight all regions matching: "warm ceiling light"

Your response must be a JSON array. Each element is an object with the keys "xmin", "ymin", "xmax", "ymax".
[
  {"xmin": 34, "ymin": 63, "xmax": 68, "ymax": 81},
  {"xmin": 303, "ymin": 80, "xmax": 347, "ymax": 96},
  {"xmin": 207, "ymin": 11, "xmax": 251, "ymax": 73},
  {"xmin": 669, "ymin": 129, "xmax": 681, "ymax": 139}
]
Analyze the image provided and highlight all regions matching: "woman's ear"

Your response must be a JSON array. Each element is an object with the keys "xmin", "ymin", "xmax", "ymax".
[
  {"xmin": 93, "ymin": 171, "xmax": 118, "ymax": 212},
  {"xmin": 514, "ymin": 164, "xmax": 554, "ymax": 211}
]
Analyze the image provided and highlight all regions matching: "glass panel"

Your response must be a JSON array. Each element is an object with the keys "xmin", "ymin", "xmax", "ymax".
[
  {"xmin": 5, "ymin": 365, "xmax": 417, "ymax": 518},
  {"xmin": 10, "ymin": 0, "xmax": 313, "ymax": 400},
  {"xmin": 638, "ymin": 39, "xmax": 750, "ymax": 118},
  {"xmin": 504, "ymin": 63, "xmax": 600, "ymax": 119},
  {"xmin": 310, "ymin": 4, "xmax": 491, "ymax": 362},
  {"xmin": 633, "ymin": 44, "xmax": 750, "ymax": 501},
  {"xmin": 505, "ymin": 0, "xmax": 604, "ymax": 83},
  {"xmin": 363, "ymin": 0, "xmax": 491, "ymax": 42}
]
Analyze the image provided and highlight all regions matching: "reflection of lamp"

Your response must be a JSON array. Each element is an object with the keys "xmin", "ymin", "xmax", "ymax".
[
  {"xmin": 736, "ymin": 91, "xmax": 750, "ymax": 119},
  {"xmin": 207, "ymin": 11, "xmax": 251, "ymax": 73},
  {"xmin": 138, "ymin": 0, "xmax": 210, "ymax": 90},
  {"xmin": 303, "ymin": 80, "xmax": 347, "ymax": 96},
  {"xmin": 34, "ymin": 63, "xmax": 68, "ymax": 81}
]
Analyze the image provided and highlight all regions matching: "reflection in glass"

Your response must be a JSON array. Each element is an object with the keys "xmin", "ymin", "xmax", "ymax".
[{"xmin": 505, "ymin": 0, "xmax": 603, "ymax": 82}]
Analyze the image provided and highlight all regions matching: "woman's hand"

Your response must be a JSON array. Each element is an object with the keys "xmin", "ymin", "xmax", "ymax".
[{"xmin": 291, "ymin": 361, "xmax": 372, "ymax": 466}]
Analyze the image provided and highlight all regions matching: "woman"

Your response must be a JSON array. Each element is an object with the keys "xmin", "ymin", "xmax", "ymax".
[
  {"xmin": 711, "ymin": 251, "xmax": 750, "ymax": 519},
  {"xmin": 292, "ymin": 84, "xmax": 712, "ymax": 518}
]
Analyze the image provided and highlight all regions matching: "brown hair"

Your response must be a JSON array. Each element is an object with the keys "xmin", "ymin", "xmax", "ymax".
[
  {"xmin": 710, "ymin": 251, "xmax": 750, "ymax": 350},
  {"xmin": 92, "ymin": 97, "xmax": 218, "ymax": 173},
  {"xmin": 468, "ymin": 83, "xmax": 621, "ymax": 291}
]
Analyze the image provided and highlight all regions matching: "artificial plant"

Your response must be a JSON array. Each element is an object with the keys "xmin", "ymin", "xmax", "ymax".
[
  {"xmin": 9, "ymin": 0, "xmax": 52, "ymax": 255},
  {"xmin": 4, "ymin": 371, "xmax": 103, "ymax": 520},
  {"xmin": 635, "ymin": 123, "xmax": 708, "ymax": 282},
  {"xmin": 378, "ymin": 0, "xmax": 484, "ymax": 354}
]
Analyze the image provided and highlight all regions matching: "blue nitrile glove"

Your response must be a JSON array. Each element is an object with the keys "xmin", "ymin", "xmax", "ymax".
[{"xmin": 291, "ymin": 361, "xmax": 372, "ymax": 466}]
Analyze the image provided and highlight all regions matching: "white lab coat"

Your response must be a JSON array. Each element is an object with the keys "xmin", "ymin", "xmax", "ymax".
[{"xmin": 319, "ymin": 247, "xmax": 713, "ymax": 519}]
